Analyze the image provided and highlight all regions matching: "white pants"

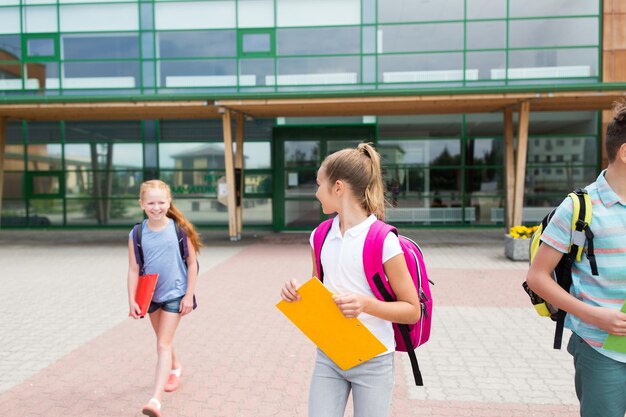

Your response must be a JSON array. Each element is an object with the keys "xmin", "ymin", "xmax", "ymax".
[{"xmin": 308, "ymin": 349, "xmax": 394, "ymax": 417}]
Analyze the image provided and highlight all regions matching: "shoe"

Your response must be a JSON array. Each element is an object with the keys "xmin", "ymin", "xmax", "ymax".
[
  {"xmin": 142, "ymin": 398, "xmax": 161, "ymax": 417},
  {"xmin": 164, "ymin": 367, "xmax": 181, "ymax": 392}
]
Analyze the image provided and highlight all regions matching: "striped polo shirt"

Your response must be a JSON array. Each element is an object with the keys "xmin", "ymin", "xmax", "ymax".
[{"xmin": 541, "ymin": 170, "xmax": 626, "ymax": 362}]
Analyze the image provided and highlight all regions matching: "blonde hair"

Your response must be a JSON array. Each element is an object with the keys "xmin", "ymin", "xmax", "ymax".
[
  {"xmin": 139, "ymin": 179, "xmax": 203, "ymax": 252},
  {"xmin": 321, "ymin": 142, "xmax": 387, "ymax": 220}
]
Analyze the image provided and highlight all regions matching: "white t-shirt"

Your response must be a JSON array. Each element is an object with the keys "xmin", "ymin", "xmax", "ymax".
[{"xmin": 309, "ymin": 214, "xmax": 403, "ymax": 353}]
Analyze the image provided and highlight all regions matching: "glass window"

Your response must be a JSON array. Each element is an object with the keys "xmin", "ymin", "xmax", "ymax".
[
  {"xmin": 242, "ymin": 33, "xmax": 271, "ymax": 54},
  {"xmin": 378, "ymin": 139, "xmax": 461, "ymax": 166},
  {"xmin": 0, "ymin": 7, "xmax": 20, "ymax": 35},
  {"xmin": 60, "ymin": 4, "xmax": 139, "ymax": 32},
  {"xmin": 379, "ymin": 23, "xmax": 463, "ymax": 53},
  {"xmin": 527, "ymin": 136, "xmax": 597, "ymax": 166},
  {"xmin": 159, "ymin": 60, "xmax": 237, "ymax": 88},
  {"xmin": 28, "ymin": 199, "xmax": 61, "ymax": 226},
  {"xmin": 238, "ymin": 0, "xmax": 274, "ymax": 28},
  {"xmin": 244, "ymin": 174, "xmax": 272, "ymax": 193},
  {"xmin": 62, "ymin": 34, "xmax": 139, "ymax": 60},
  {"xmin": 378, "ymin": 53, "xmax": 463, "ymax": 83},
  {"xmin": 238, "ymin": 142, "xmax": 271, "ymax": 169},
  {"xmin": 64, "ymin": 144, "xmax": 143, "ymax": 170},
  {"xmin": 26, "ymin": 121, "xmax": 61, "ymax": 143},
  {"xmin": 506, "ymin": 48, "xmax": 598, "ymax": 80},
  {"xmin": 466, "ymin": 21, "xmax": 506, "ymax": 50},
  {"xmin": 243, "ymin": 198, "xmax": 272, "ymax": 225},
  {"xmin": 465, "ymin": 167, "xmax": 502, "ymax": 193},
  {"xmin": 26, "ymin": 37, "xmax": 56, "ymax": 58},
  {"xmin": 142, "ymin": 32, "xmax": 154, "ymax": 59},
  {"xmin": 2, "ymin": 172, "xmax": 24, "ymax": 198},
  {"xmin": 528, "ymin": 111, "xmax": 598, "ymax": 135},
  {"xmin": 22, "ymin": 6, "xmax": 57, "ymax": 33},
  {"xmin": 160, "ymin": 119, "xmax": 220, "ymax": 142},
  {"xmin": 0, "ymin": 35, "xmax": 20, "ymax": 58},
  {"xmin": 509, "ymin": 0, "xmax": 599, "ymax": 18},
  {"xmin": 276, "ymin": 0, "xmax": 360, "ymax": 27},
  {"xmin": 378, "ymin": 114, "xmax": 463, "ymax": 138},
  {"xmin": 509, "ymin": 18, "xmax": 599, "ymax": 48},
  {"xmin": 466, "ymin": 138, "xmax": 503, "ymax": 166},
  {"xmin": 285, "ymin": 200, "xmax": 319, "ymax": 227},
  {"xmin": 277, "ymin": 27, "xmax": 359, "ymax": 55},
  {"xmin": 154, "ymin": 1, "xmax": 236, "ymax": 30},
  {"xmin": 159, "ymin": 143, "xmax": 225, "ymax": 169},
  {"xmin": 466, "ymin": 0, "xmax": 506, "ymax": 19},
  {"xmin": 66, "ymin": 198, "xmax": 143, "ymax": 225},
  {"xmin": 140, "ymin": 3, "xmax": 153, "ymax": 30},
  {"xmin": 378, "ymin": 0, "xmax": 464, "ymax": 23},
  {"xmin": 61, "ymin": 61, "xmax": 140, "ymax": 89},
  {"xmin": 284, "ymin": 141, "xmax": 319, "ymax": 167},
  {"xmin": 158, "ymin": 31, "xmax": 236, "ymax": 58},
  {"xmin": 27, "ymin": 144, "xmax": 62, "ymax": 171},
  {"xmin": 274, "ymin": 56, "xmax": 360, "ymax": 86},
  {"xmin": 65, "ymin": 121, "xmax": 141, "ymax": 143},
  {"xmin": 466, "ymin": 51, "xmax": 506, "ymax": 81},
  {"xmin": 240, "ymin": 58, "xmax": 274, "ymax": 87},
  {"xmin": 23, "ymin": 61, "xmax": 59, "ymax": 90}
]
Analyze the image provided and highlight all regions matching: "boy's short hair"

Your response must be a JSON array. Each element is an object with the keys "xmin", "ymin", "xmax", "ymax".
[{"xmin": 606, "ymin": 101, "xmax": 626, "ymax": 163}]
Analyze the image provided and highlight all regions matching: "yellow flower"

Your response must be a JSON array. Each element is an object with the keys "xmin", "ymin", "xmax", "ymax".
[{"xmin": 509, "ymin": 225, "xmax": 538, "ymax": 239}]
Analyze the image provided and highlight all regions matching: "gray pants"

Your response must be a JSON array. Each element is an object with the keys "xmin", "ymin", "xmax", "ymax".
[
  {"xmin": 567, "ymin": 333, "xmax": 626, "ymax": 417},
  {"xmin": 308, "ymin": 349, "xmax": 394, "ymax": 417}
]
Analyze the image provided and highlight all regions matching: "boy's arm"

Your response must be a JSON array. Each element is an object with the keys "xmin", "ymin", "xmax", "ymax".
[{"xmin": 527, "ymin": 243, "xmax": 626, "ymax": 336}]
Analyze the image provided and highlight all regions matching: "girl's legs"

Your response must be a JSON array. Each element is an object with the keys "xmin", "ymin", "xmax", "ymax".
[
  {"xmin": 308, "ymin": 350, "xmax": 351, "ymax": 417},
  {"xmin": 149, "ymin": 311, "xmax": 181, "ymax": 371},
  {"xmin": 350, "ymin": 353, "xmax": 394, "ymax": 417},
  {"xmin": 148, "ymin": 309, "xmax": 182, "ymax": 402}
]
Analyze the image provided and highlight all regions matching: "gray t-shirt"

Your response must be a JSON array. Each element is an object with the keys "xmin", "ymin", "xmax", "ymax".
[{"xmin": 129, "ymin": 219, "xmax": 188, "ymax": 302}]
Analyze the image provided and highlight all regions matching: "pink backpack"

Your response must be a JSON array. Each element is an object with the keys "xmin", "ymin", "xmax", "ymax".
[{"xmin": 313, "ymin": 218, "xmax": 433, "ymax": 386}]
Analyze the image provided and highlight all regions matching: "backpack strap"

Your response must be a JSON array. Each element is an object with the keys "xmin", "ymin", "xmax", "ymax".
[
  {"xmin": 553, "ymin": 189, "xmax": 597, "ymax": 350},
  {"xmin": 312, "ymin": 219, "xmax": 334, "ymax": 282},
  {"xmin": 363, "ymin": 220, "xmax": 424, "ymax": 386},
  {"xmin": 568, "ymin": 189, "xmax": 598, "ymax": 275},
  {"xmin": 132, "ymin": 222, "xmax": 145, "ymax": 276}
]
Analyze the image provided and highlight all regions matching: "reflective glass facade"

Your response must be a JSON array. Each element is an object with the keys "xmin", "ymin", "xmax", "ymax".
[{"xmin": 0, "ymin": 1, "xmax": 606, "ymax": 229}]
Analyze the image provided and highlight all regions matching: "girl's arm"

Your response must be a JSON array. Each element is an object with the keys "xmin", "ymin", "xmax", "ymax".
[
  {"xmin": 335, "ymin": 253, "xmax": 421, "ymax": 324},
  {"xmin": 180, "ymin": 237, "xmax": 198, "ymax": 315},
  {"xmin": 527, "ymin": 243, "xmax": 626, "ymax": 335},
  {"xmin": 127, "ymin": 238, "xmax": 141, "ymax": 318}
]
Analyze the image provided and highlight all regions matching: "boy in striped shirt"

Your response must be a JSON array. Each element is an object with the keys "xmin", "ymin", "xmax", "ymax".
[{"xmin": 527, "ymin": 101, "xmax": 626, "ymax": 417}]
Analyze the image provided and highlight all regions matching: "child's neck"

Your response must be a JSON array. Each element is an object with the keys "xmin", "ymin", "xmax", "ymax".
[
  {"xmin": 337, "ymin": 205, "xmax": 369, "ymax": 235},
  {"xmin": 604, "ymin": 163, "xmax": 626, "ymax": 201},
  {"xmin": 147, "ymin": 216, "xmax": 170, "ymax": 231}
]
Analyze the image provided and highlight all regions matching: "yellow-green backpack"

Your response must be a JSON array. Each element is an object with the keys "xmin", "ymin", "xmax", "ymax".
[{"xmin": 523, "ymin": 189, "xmax": 598, "ymax": 349}]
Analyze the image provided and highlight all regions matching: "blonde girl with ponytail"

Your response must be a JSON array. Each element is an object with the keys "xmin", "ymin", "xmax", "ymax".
[
  {"xmin": 280, "ymin": 143, "xmax": 421, "ymax": 417},
  {"xmin": 127, "ymin": 179, "xmax": 202, "ymax": 417}
]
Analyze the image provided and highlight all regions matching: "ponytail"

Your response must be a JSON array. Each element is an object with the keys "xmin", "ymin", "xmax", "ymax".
[
  {"xmin": 322, "ymin": 142, "xmax": 387, "ymax": 220},
  {"xmin": 358, "ymin": 143, "xmax": 386, "ymax": 220},
  {"xmin": 167, "ymin": 203, "xmax": 203, "ymax": 253}
]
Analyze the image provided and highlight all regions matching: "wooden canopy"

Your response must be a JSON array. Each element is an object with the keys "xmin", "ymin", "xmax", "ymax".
[{"xmin": 0, "ymin": 89, "xmax": 624, "ymax": 121}]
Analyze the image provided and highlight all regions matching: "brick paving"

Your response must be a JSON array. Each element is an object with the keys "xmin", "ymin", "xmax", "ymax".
[{"xmin": 0, "ymin": 229, "xmax": 579, "ymax": 416}]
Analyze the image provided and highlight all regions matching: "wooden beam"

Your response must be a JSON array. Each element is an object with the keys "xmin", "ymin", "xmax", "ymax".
[
  {"xmin": 0, "ymin": 117, "xmax": 5, "ymax": 228},
  {"xmin": 503, "ymin": 108, "xmax": 515, "ymax": 229},
  {"xmin": 221, "ymin": 110, "xmax": 238, "ymax": 241},
  {"xmin": 234, "ymin": 113, "xmax": 245, "ymax": 239},
  {"xmin": 512, "ymin": 101, "xmax": 530, "ymax": 227}
]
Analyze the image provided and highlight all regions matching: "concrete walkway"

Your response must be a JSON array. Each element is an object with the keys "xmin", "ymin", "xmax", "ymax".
[{"xmin": 0, "ymin": 228, "xmax": 579, "ymax": 416}]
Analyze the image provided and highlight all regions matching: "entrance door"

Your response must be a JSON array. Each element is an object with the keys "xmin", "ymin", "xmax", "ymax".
[{"xmin": 273, "ymin": 125, "xmax": 375, "ymax": 231}]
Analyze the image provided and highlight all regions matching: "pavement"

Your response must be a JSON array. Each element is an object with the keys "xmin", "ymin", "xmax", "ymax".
[{"xmin": 0, "ymin": 228, "xmax": 580, "ymax": 417}]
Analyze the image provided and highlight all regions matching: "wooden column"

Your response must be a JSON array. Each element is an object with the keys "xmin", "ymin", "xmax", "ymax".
[
  {"xmin": 503, "ymin": 108, "xmax": 515, "ymax": 229},
  {"xmin": 0, "ymin": 118, "xmax": 5, "ymax": 228},
  {"xmin": 234, "ymin": 113, "xmax": 245, "ymax": 239},
  {"xmin": 221, "ymin": 109, "xmax": 238, "ymax": 241},
  {"xmin": 512, "ymin": 101, "xmax": 530, "ymax": 227}
]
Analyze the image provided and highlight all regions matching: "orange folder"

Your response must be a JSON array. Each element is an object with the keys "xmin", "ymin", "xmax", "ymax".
[
  {"xmin": 135, "ymin": 273, "xmax": 159, "ymax": 318},
  {"xmin": 276, "ymin": 277, "xmax": 386, "ymax": 370}
]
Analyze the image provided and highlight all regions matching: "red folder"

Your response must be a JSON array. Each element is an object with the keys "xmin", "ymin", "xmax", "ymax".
[{"xmin": 135, "ymin": 273, "xmax": 159, "ymax": 318}]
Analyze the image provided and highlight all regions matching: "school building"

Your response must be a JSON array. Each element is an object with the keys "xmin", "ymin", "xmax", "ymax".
[{"xmin": 0, "ymin": 0, "xmax": 625, "ymax": 239}]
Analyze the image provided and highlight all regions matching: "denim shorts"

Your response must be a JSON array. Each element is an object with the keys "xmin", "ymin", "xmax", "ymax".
[{"xmin": 148, "ymin": 295, "xmax": 197, "ymax": 314}]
